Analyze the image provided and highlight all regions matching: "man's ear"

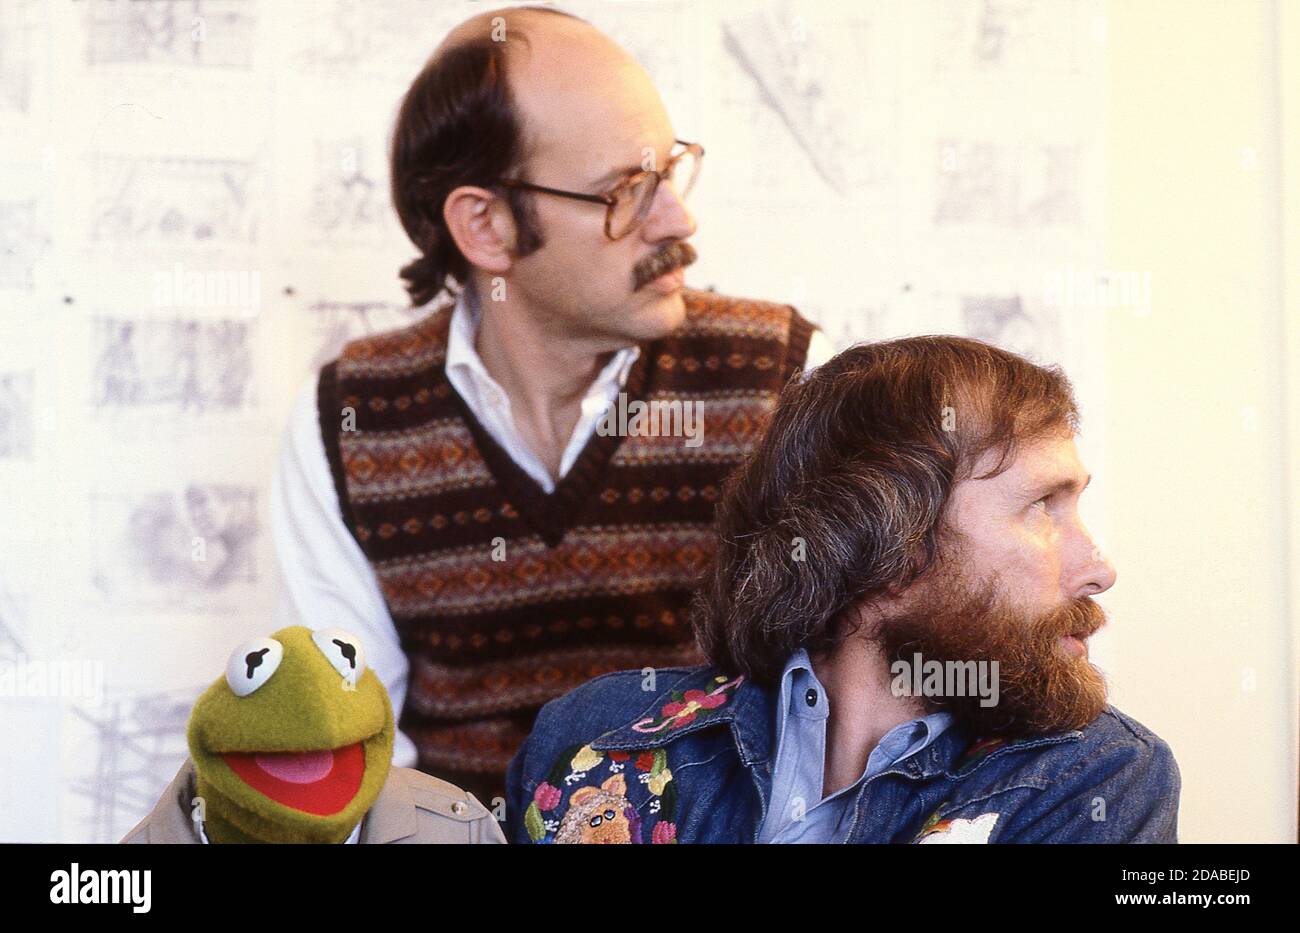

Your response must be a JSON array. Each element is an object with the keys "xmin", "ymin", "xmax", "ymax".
[{"xmin": 442, "ymin": 185, "xmax": 516, "ymax": 276}]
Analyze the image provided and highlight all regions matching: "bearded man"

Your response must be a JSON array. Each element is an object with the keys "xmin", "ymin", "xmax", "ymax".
[{"xmin": 506, "ymin": 335, "xmax": 1180, "ymax": 844}]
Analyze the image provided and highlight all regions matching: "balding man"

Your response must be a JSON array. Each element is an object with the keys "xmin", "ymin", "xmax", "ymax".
[{"xmin": 271, "ymin": 5, "xmax": 833, "ymax": 810}]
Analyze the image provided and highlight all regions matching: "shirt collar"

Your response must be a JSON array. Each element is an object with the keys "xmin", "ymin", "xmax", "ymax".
[
  {"xmin": 444, "ymin": 281, "xmax": 491, "ymax": 386},
  {"xmin": 773, "ymin": 647, "xmax": 955, "ymax": 766},
  {"xmin": 445, "ymin": 281, "xmax": 642, "ymax": 400}
]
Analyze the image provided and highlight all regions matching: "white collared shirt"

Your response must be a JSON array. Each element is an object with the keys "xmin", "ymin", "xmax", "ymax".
[
  {"xmin": 443, "ymin": 283, "xmax": 644, "ymax": 494},
  {"xmin": 270, "ymin": 289, "xmax": 835, "ymax": 767}
]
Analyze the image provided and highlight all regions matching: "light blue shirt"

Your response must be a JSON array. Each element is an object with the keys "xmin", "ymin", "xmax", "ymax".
[{"xmin": 758, "ymin": 649, "xmax": 954, "ymax": 843}]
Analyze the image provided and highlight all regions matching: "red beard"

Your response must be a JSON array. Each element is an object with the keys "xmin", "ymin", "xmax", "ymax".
[{"xmin": 870, "ymin": 557, "xmax": 1109, "ymax": 738}]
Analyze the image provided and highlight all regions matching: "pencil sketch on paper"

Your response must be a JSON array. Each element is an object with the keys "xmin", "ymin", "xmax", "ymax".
[
  {"xmin": 89, "ymin": 484, "xmax": 258, "ymax": 604},
  {"xmin": 69, "ymin": 688, "xmax": 199, "ymax": 843},
  {"xmin": 291, "ymin": 0, "xmax": 454, "ymax": 77},
  {"xmin": 578, "ymin": 0, "xmax": 695, "ymax": 102},
  {"xmin": 934, "ymin": 140, "xmax": 1082, "ymax": 227},
  {"xmin": 90, "ymin": 155, "xmax": 259, "ymax": 245},
  {"xmin": 0, "ymin": 199, "xmax": 50, "ymax": 290},
  {"xmin": 962, "ymin": 293, "xmax": 1060, "ymax": 363},
  {"xmin": 0, "ymin": 582, "xmax": 29, "ymax": 658},
  {"xmin": 933, "ymin": 0, "xmax": 1088, "ymax": 75},
  {"xmin": 92, "ymin": 316, "xmax": 255, "ymax": 414},
  {"xmin": 720, "ymin": 5, "xmax": 863, "ymax": 192},
  {"xmin": 0, "ymin": 0, "xmax": 38, "ymax": 115},
  {"xmin": 307, "ymin": 137, "xmax": 394, "ymax": 244},
  {"xmin": 0, "ymin": 370, "xmax": 34, "ymax": 460},
  {"xmin": 307, "ymin": 298, "xmax": 432, "ymax": 374},
  {"xmin": 824, "ymin": 304, "xmax": 882, "ymax": 350},
  {"xmin": 83, "ymin": 0, "xmax": 255, "ymax": 68}
]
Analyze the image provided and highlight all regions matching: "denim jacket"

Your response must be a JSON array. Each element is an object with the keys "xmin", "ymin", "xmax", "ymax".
[{"xmin": 505, "ymin": 665, "xmax": 1180, "ymax": 844}]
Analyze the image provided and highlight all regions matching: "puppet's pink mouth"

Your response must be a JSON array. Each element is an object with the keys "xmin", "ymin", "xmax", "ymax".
[
  {"xmin": 222, "ymin": 742, "xmax": 365, "ymax": 815},
  {"xmin": 255, "ymin": 748, "xmax": 334, "ymax": 783}
]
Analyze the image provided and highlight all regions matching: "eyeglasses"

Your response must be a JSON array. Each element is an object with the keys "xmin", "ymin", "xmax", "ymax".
[{"xmin": 495, "ymin": 139, "xmax": 704, "ymax": 240}]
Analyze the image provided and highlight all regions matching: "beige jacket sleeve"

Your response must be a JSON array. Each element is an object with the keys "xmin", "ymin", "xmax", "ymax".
[
  {"xmin": 120, "ymin": 760, "xmax": 203, "ymax": 844},
  {"xmin": 121, "ymin": 760, "xmax": 506, "ymax": 844},
  {"xmin": 358, "ymin": 767, "xmax": 506, "ymax": 844}
]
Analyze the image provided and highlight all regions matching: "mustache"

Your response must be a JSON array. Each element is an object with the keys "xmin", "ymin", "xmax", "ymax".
[
  {"xmin": 632, "ymin": 240, "xmax": 697, "ymax": 291},
  {"xmin": 1037, "ymin": 597, "xmax": 1107, "ymax": 642}
]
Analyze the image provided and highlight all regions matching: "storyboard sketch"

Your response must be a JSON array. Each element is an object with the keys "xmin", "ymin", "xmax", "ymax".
[
  {"xmin": 90, "ymin": 315, "xmax": 256, "ymax": 415},
  {"xmin": 68, "ymin": 687, "xmax": 200, "ymax": 843},
  {"xmin": 87, "ymin": 484, "xmax": 259, "ymax": 608},
  {"xmin": 84, "ymin": 0, "xmax": 256, "ymax": 69}
]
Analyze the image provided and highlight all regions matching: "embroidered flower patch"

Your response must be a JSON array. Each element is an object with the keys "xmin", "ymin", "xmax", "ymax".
[{"xmin": 630, "ymin": 675, "xmax": 743, "ymax": 734}]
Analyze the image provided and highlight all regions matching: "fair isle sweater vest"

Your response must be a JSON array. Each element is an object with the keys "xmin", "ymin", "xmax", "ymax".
[{"xmin": 317, "ymin": 288, "xmax": 814, "ymax": 799}]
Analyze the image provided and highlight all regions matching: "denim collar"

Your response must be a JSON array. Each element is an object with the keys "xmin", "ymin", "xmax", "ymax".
[
  {"xmin": 589, "ymin": 668, "xmax": 772, "ymax": 764},
  {"xmin": 589, "ymin": 665, "xmax": 1084, "ymax": 780},
  {"xmin": 871, "ymin": 716, "xmax": 1085, "ymax": 782}
]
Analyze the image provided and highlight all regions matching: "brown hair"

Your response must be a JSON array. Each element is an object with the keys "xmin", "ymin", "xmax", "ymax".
[
  {"xmin": 690, "ymin": 335, "xmax": 1081, "ymax": 686},
  {"xmin": 389, "ymin": 7, "xmax": 583, "ymax": 307}
]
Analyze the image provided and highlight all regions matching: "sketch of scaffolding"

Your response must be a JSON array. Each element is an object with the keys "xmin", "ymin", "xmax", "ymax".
[{"xmin": 69, "ymin": 687, "xmax": 199, "ymax": 843}]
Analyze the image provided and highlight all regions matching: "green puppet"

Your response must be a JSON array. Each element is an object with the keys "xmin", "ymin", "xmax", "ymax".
[{"xmin": 122, "ymin": 626, "xmax": 505, "ymax": 844}]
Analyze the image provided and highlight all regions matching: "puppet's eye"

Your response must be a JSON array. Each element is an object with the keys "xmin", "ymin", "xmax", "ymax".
[
  {"xmin": 225, "ymin": 638, "xmax": 283, "ymax": 697},
  {"xmin": 312, "ymin": 628, "xmax": 366, "ymax": 686}
]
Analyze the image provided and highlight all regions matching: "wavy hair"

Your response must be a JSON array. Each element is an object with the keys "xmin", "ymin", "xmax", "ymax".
[{"xmin": 690, "ymin": 336, "xmax": 1081, "ymax": 686}]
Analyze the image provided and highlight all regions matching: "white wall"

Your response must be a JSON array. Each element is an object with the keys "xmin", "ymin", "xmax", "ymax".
[{"xmin": 1103, "ymin": 0, "xmax": 1297, "ymax": 844}]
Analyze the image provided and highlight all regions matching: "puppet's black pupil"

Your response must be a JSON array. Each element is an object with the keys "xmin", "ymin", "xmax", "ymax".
[
  {"xmin": 333, "ymin": 638, "xmax": 357, "ymax": 669},
  {"xmin": 244, "ymin": 648, "xmax": 269, "ymax": 679}
]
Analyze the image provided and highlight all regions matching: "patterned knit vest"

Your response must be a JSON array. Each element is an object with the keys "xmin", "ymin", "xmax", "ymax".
[{"xmin": 317, "ymin": 288, "xmax": 814, "ymax": 803}]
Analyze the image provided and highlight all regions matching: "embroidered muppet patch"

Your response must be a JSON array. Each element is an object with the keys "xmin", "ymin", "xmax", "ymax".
[
  {"xmin": 522, "ymin": 674, "xmax": 743, "ymax": 843},
  {"xmin": 524, "ymin": 743, "xmax": 679, "ymax": 844}
]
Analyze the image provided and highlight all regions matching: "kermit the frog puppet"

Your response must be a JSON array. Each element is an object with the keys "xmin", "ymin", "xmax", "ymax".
[{"xmin": 122, "ymin": 626, "xmax": 505, "ymax": 844}]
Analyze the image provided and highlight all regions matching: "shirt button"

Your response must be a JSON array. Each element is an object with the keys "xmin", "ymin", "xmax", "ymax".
[
  {"xmin": 451, "ymin": 801, "xmax": 467, "ymax": 815},
  {"xmin": 805, "ymin": 688, "xmax": 818, "ymax": 707}
]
